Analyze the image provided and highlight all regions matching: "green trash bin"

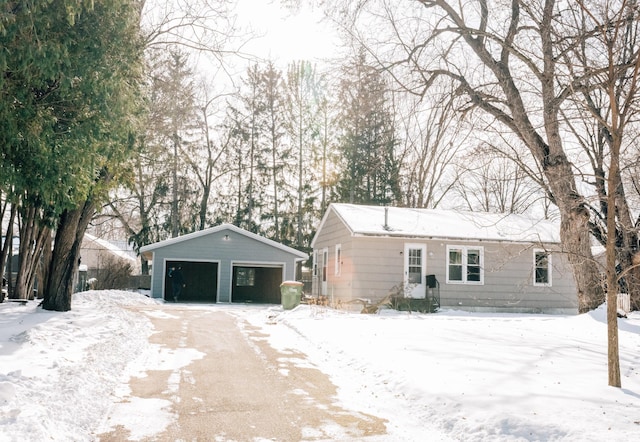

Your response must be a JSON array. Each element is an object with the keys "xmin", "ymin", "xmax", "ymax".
[{"xmin": 281, "ymin": 280, "xmax": 303, "ymax": 310}]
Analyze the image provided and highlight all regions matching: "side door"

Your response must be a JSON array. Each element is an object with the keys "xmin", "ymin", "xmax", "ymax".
[{"xmin": 404, "ymin": 243, "xmax": 426, "ymax": 298}]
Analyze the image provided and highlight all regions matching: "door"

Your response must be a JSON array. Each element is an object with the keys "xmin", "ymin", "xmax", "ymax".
[
  {"xmin": 321, "ymin": 248, "xmax": 329, "ymax": 296},
  {"xmin": 404, "ymin": 243, "xmax": 426, "ymax": 298},
  {"xmin": 164, "ymin": 260, "xmax": 218, "ymax": 303}
]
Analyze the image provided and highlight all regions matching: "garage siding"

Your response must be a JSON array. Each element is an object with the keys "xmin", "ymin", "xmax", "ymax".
[{"xmin": 143, "ymin": 225, "xmax": 306, "ymax": 303}]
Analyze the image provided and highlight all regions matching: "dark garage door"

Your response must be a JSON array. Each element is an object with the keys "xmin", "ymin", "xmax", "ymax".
[
  {"xmin": 164, "ymin": 260, "xmax": 218, "ymax": 303},
  {"xmin": 232, "ymin": 265, "xmax": 282, "ymax": 304}
]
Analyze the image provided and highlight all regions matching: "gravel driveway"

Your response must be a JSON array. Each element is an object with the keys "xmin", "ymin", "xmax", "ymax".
[{"xmin": 97, "ymin": 305, "xmax": 387, "ymax": 441}]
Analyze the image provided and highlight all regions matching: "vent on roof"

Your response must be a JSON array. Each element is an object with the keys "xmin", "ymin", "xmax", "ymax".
[{"xmin": 383, "ymin": 207, "xmax": 391, "ymax": 231}]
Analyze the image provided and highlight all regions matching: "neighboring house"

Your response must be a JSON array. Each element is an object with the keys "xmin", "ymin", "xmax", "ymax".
[
  {"xmin": 81, "ymin": 234, "xmax": 140, "ymax": 274},
  {"xmin": 140, "ymin": 224, "xmax": 308, "ymax": 303},
  {"xmin": 78, "ymin": 234, "xmax": 141, "ymax": 291},
  {"xmin": 311, "ymin": 203, "xmax": 578, "ymax": 314}
]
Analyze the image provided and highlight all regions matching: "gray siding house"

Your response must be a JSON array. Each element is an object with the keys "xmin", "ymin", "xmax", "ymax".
[
  {"xmin": 311, "ymin": 204, "xmax": 578, "ymax": 314},
  {"xmin": 140, "ymin": 224, "xmax": 307, "ymax": 303}
]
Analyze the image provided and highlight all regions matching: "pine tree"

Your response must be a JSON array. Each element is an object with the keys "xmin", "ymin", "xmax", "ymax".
[
  {"xmin": 336, "ymin": 48, "xmax": 401, "ymax": 205},
  {"xmin": 0, "ymin": 0, "xmax": 145, "ymax": 308}
]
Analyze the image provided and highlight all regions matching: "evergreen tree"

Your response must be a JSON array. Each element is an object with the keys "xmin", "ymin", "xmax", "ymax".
[
  {"xmin": 228, "ymin": 64, "xmax": 267, "ymax": 234},
  {"xmin": 0, "ymin": 0, "xmax": 145, "ymax": 307},
  {"xmin": 336, "ymin": 48, "xmax": 401, "ymax": 205}
]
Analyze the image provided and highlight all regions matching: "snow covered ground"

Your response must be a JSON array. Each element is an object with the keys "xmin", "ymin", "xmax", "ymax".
[{"xmin": 0, "ymin": 290, "xmax": 638, "ymax": 441}]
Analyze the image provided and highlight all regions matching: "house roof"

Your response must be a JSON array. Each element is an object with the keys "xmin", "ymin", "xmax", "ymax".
[
  {"xmin": 314, "ymin": 203, "xmax": 561, "ymax": 245},
  {"xmin": 139, "ymin": 223, "xmax": 308, "ymax": 261},
  {"xmin": 83, "ymin": 234, "xmax": 137, "ymax": 263}
]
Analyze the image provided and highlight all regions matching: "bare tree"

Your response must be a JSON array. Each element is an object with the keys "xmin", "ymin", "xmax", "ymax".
[
  {"xmin": 319, "ymin": 0, "xmax": 637, "ymax": 313},
  {"xmin": 285, "ymin": 60, "xmax": 321, "ymax": 249},
  {"xmin": 455, "ymin": 143, "xmax": 546, "ymax": 215},
  {"xmin": 259, "ymin": 62, "xmax": 289, "ymax": 241},
  {"xmin": 397, "ymin": 88, "xmax": 464, "ymax": 209},
  {"xmin": 186, "ymin": 84, "xmax": 235, "ymax": 231}
]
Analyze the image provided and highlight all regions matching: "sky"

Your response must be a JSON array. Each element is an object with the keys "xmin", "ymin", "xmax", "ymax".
[
  {"xmin": 1, "ymin": 290, "xmax": 639, "ymax": 441},
  {"xmin": 234, "ymin": 0, "xmax": 340, "ymax": 64}
]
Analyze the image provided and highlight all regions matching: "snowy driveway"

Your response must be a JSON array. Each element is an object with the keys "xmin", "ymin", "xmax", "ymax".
[{"xmin": 96, "ymin": 304, "xmax": 387, "ymax": 441}]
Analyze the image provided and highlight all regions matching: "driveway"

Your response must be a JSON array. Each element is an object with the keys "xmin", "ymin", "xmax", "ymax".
[{"xmin": 97, "ymin": 305, "xmax": 388, "ymax": 441}]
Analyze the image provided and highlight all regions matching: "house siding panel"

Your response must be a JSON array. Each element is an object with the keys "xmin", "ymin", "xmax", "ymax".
[
  {"xmin": 427, "ymin": 240, "xmax": 577, "ymax": 313},
  {"xmin": 313, "ymin": 236, "xmax": 577, "ymax": 314},
  {"xmin": 311, "ymin": 210, "xmax": 354, "ymax": 300}
]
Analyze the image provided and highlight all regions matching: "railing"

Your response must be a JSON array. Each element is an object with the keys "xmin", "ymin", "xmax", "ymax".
[{"xmin": 426, "ymin": 275, "xmax": 440, "ymax": 311}]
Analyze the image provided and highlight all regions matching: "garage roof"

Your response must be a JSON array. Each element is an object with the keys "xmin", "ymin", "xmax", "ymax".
[{"xmin": 139, "ymin": 223, "xmax": 308, "ymax": 261}]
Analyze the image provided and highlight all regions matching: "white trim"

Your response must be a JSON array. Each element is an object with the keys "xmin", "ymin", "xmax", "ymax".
[
  {"xmin": 230, "ymin": 260, "xmax": 286, "ymax": 284},
  {"xmin": 533, "ymin": 249, "xmax": 552, "ymax": 287},
  {"xmin": 311, "ymin": 205, "xmax": 356, "ymax": 248},
  {"xmin": 231, "ymin": 260, "xmax": 286, "ymax": 268},
  {"xmin": 404, "ymin": 243, "xmax": 427, "ymax": 298},
  {"xmin": 446, "ymin": 245, "xmax": 484, "ymax": 285},
  {"xmin": 162, "ymin": 258, "xmax": 221, "ymax": 302},
  {"xmin": 141, "ymin": 223, "xmax": 307, "ymax": 260},
  {"xmin": 230, "ymin": 260, "xmax": 286, "ymax": 303}
]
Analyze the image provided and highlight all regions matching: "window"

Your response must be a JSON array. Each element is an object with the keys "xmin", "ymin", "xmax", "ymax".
[
  {"xmin": 312, "ymin": 250, "xmax": 318, "ymax": 278},
  {"xmin": 322, "ymin": 248, "xmax": 328, "ymax": 283},
  {"xmin": 447, "ymin": 246, "xmax": 484, "ymax": 284},
  {"xmin": 534, "ymin": 250, "xmax": 552, "ymax": 286},
  {"xmin": 236, "ymin": 267, "xmax": 255, "ymax": 286},
  {"xmin": 448, "ymin": 248, "xmax": 463, "ymax": 282},
  {"xmin": 407, "ymin": 247, "xmax": 423, "ymax": 284},
  {"xmin": 335, "ymin": 244, "xmax": 342, "ymax": 276}
]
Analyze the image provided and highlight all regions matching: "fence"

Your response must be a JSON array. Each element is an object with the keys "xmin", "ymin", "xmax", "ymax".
[{"xmin": 617, "ymin": 293, "xmax": 631, "ymax": 314}]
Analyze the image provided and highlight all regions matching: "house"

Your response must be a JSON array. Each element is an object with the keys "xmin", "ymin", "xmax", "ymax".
[
  {"xmin": 310, "ymin": 203, "xmax": 578, "ymax": 314},
  {"xmin": 140, "ymin": 224, "xmax": 308, "ymax": 303},
  {"xmin": 77, "ymin": 234, "xmax": 142, "ymax": 291},
  {"xmin": 80, "ymin": 233, "xmax": 140, "ymax": 276}
]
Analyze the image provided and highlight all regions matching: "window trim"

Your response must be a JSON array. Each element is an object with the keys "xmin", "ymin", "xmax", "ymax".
[
  {"xmin": 533, "ymin": 249, "xmax": 552, "ymax": 287},
  {"xmin": 446, "ymin": 245, "xmax": 484, "ymax": 285},
  {"xmin": 335, "ymin": 244, "xmax": 342, "ymax": 276}
]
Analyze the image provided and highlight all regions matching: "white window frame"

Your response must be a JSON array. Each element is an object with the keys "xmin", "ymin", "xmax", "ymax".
[
  {"xmin": 335, "ymin": 244, "xmax": 342, "ymax": 276},
  {"xmin": 533, "ymin": 249, "xmax": 552, "ymax": 287},
  {"xmin": 446, "ymin": 245, "xmax": 484, "ymax": 285}
]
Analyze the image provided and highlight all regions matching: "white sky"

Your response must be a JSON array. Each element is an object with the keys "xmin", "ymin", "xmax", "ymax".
[{"xmin": 234, "ymin": 0, "xmax": 340, "ymax": 63}]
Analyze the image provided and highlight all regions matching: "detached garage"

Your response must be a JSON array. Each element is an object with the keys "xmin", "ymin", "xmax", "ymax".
[{"xmin": 140, "ymin": 224, "xmax": 308, "ymax": 303}]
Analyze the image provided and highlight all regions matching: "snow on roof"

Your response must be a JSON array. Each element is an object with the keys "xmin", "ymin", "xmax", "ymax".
[
  {"xmin": 84, "ymin": 233, "xmax": 137, "ymax": 262},
  {"xmin": 330, "ymin": 203, "xmax": 561, "ymax": 244}
]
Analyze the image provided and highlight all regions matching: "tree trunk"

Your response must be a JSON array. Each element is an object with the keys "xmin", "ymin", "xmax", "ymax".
[
  {"xmin": 0, "ymin": 202, "xmax": 17, "ymax": 290},
  {"xmin": 171, "ymin": 133, "xmax": 179, "ymax": 238},
  {"xmin": 37, "ymin": 233, "xmax": 52, "ymax": 299},
  {"xmin": 42, "ymin": 200, "xmax": 95, "ymax": 312},
  {"xmin": 15, "ymin": 206, "xmax": 50, "ymax": 300},
  {"xmin": 606, "ymin": 132, "xmax": 622, "ymax": 388},
  {"xmin": 542, "ymin": 117, "xmax": 604, "ymax": 312}
]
